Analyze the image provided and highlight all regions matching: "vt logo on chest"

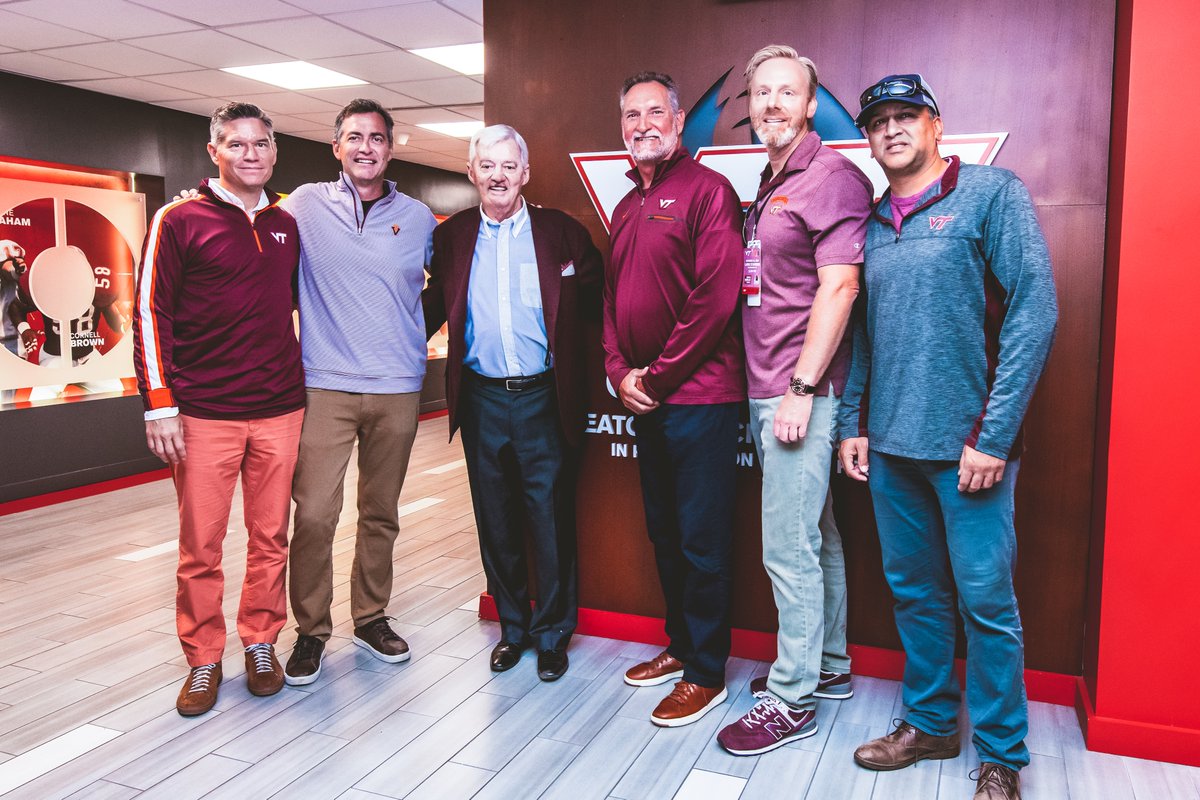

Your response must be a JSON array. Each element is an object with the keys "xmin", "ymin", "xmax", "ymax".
[{"xmin": 270, "ymin": 232, "xmax": 288, "ymax": 244}]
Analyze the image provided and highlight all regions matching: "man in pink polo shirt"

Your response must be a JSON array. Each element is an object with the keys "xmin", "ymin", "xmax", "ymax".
[{"xmin": 716, "ymin": 46, "xmax": 872, "ymax": 756}]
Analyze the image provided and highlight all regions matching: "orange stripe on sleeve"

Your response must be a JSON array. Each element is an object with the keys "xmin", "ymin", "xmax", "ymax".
[
  {"xmin": 137, "ymin": 197, "xmax": 198, "ymax": 397},
  {"xmin": 147, "ymin": 387, "xmax": 175, "ymax": 409}
]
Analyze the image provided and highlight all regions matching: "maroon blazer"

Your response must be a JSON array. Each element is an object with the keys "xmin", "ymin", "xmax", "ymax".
[{"xmin": 422, "ymin": 203, "xmax": 602, "ymax": 446}]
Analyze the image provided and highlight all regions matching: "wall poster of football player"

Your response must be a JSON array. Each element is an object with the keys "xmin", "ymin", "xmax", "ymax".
[{"xmin": 0, "ymin": 158, "xmax": 157, "ymax": 410}]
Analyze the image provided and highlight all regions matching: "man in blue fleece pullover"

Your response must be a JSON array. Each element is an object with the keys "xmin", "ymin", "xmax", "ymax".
[
  {"xmin": 283, "ymin": 99, "xmax": 437, "ymax": 686},
  {"xmin": 836, "ymin": 75, "xmax": 1057, "ymax": 800}
]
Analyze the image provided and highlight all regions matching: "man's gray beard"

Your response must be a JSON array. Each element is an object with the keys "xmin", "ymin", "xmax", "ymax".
[
  {"xmin": 755, "ymin": 124, "xmax": 799, "ymax": 151},
  {"xmin": 628, "ymin": 131, "xmax": 678, "ymax": 163}
]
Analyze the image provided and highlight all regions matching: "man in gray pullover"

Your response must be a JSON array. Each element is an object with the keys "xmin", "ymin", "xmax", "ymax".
[
  {"xmin": 283, "ymin": 100, "xmax": 437, "ymax": 686},
  {"xmin": 836, "ymin": 75, "xmax": 1057, "ymax": 800}
]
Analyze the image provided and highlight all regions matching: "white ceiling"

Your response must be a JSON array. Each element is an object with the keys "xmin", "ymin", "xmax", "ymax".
[{"xmin": 0, "ymin": 0, "xmax": 484, "ymax": 172}]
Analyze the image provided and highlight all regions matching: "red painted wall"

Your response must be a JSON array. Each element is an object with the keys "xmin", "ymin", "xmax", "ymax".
[{"xmin": 1084, "ymin": 0, "xmax": 1200, "ymax": 766}]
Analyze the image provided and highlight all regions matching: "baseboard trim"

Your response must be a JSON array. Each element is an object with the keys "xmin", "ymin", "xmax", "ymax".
[
  {"xmin": 1075, "ymin": 677, "xmax": 1200, "ymax": 767},
  {"xmin": 476, "ymin": 594, "xmax": 1078, "ymax": 706}
]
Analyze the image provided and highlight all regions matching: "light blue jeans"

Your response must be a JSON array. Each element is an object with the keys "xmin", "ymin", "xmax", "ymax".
[
  {"xmin": 868, "ymin": 451, "xmax": 1029, "ymax": 770},
  {"xmin": 749, "ymin": 394, "xmax": 850, "ymax": 711}
]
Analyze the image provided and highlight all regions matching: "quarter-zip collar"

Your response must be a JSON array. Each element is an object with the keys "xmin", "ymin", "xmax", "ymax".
[
  {"xmin": 338, "ymin": 173, "xmax": 396, "ymax": 233},
  {"xmin": 198, "ymin": 178, "xmax": 283, "ymax": 253},
  {"xmin": 872, "ymin": 155, "xmax": 961, "ymax": 227},
  {"xmin": 625, "ymin": 146, "xmax": 693, "ymax": 197}
]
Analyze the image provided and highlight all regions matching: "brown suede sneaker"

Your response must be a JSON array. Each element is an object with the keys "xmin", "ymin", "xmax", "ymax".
[
  {"xmin": 176, "ymin": 662, "xmax": 222, "ymax": 716},
  {"xmin": 972, "ymin": 763, "xmax": 1021, "ymax": 799},
  {"xmin": 853, "ymin": 720, "xmax": 960, "ymax": 770},
  {"xmin": 650, "ymin": 680, "xmax": 728, "ymax": 727},
  {"xmin": 624, "ymin": 650, "xmax": 685, "ymax": 687},
  {"xmin": 245, "ymin": 643, "xmax": 284, "ymax": 697}
]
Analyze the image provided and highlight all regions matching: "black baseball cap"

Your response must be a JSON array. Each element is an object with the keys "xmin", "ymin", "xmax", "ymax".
[{"xmin": 855, "ymin": 73, "xmax": 940, "ymax": 128}]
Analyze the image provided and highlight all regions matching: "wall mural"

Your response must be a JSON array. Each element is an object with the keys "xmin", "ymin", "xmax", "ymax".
[
  {"xmin": 573, "ymin": 76, "xmax": 1006, "ymax": 229},
  {"xmin": 0, "ymin": 159, "xmax": 148, "ymax": 410}
]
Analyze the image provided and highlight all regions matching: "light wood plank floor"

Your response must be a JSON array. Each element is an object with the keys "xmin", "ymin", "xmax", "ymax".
[{"xmin": 0, "ymin": 416, "xmax": 1197, "ymax": 799}]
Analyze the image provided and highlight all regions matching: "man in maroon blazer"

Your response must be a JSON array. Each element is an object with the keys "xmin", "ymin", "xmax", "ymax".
[{"xmin": 422, "ymin": 123, "xmax": 602, "ymax": 681}]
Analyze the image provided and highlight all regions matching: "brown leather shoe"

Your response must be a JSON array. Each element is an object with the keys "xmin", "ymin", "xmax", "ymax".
[
  {"xmin": 650, "ymin": 680, "xmax": 728, "ymax": 727},
  {"xmin": 353, "ymin": 617, "xmax": 411, "ymax": 664},
  {"xmin": 245, "ymin": 643, "xmax": 284, "ymax": 697},
  {"xmin": 972, "ymin": 763, "xmax": 1021, "ymax": 799},
  {"xmin": 624, "ymin": 650, "xmax": 685, "ymax": 686},
  {"xmin": 176, "ymin": 662, "xmax": 222, "ymax": 716},
  {"xmin": 853, "ymin": 720, "xmax": 960, "ymax": 770}
]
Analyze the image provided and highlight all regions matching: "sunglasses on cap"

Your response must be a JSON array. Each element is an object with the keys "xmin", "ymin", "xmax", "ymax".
[{"xmin": 856, "ymin": 74, "xmax": 940, "ymax": 126}]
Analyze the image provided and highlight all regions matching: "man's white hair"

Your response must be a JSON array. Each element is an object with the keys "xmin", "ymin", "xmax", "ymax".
[{"xmin": 468, "ymin": 124, "xmax": 529, "ymax": 166}]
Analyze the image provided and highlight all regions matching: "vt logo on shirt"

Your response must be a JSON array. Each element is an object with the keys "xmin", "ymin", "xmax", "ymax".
[
  {"xmin": 659, "ymin": 199, "xmax": 676, "ymax": 209},
  {"xmin": 271, "ymin": 232, "xmax": 288, "ymax": 244},
  {"xmin": 929, "ymin": 215, "xmax": 955, "ymax": 231}
]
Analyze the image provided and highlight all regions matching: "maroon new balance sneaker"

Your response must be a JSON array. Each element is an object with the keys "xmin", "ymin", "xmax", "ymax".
[{"xmin": 717, "ymin": 695, "xmax": 818, "ymax": 755}]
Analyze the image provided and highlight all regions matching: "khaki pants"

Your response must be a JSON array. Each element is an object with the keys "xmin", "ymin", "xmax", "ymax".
[{"xmin": 289, "ymin": 389, "xmax": 419, "ymax": 640}]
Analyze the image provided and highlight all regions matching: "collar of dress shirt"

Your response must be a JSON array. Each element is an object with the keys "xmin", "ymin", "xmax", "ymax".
[
  {"xmin": 210, "ymin": 179, "xmax": 270, "ymax": 217},
  {"xmin": 479, "ymin": 197, "xmax": 528, "ymax": 238}
]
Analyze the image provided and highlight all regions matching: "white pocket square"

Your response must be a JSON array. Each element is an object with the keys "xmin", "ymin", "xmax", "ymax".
[{"xmin": 560, "ymin": 261, "xmax": 575, "ymax": 277}]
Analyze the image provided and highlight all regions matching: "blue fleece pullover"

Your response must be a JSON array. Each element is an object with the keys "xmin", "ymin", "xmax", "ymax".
[
  {"xmin": 837, "ymin": 158, "xmax": 1058, "ymax": 460},
  {"xmin": 282, "ymin": 175, "xmax": 436, "ymax": 394}
]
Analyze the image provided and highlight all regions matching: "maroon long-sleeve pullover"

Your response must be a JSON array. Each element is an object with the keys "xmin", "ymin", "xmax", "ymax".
[
  {"xmin": 603, "ymin": 149, "xmax": 746, "ymax": 404},
  {"xmin": 133, "ymin": 180, "xmax": 304, "ymax": 420}
]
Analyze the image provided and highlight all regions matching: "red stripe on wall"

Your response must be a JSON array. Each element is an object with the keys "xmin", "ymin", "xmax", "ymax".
[
  {"xmin": 6, "ymin": 411, "xmax": 447, "ymax": 516},
  {"xmin": 0, "ymin": 469, "xmax": 171, "ymax": 517},
  {"xmin": 476, "ymin": 595, "xmax": 1079, "ymax": 706}
]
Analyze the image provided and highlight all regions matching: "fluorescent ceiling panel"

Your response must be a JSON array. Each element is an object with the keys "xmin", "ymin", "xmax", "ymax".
[
  {"xmin": 222, "ymin": 61, "xmax": 366, "ymax": 90},
  {"xmin": 417, "ymin": 120, "xmax": 484, "ymax": 138},
  {"xmin": 410, "ymin": 43, "xmax": 483, "ymax": 76}
]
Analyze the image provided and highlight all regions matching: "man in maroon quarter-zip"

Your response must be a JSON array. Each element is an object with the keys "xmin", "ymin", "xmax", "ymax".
[
  {"xmin": 602, "ymin": 71, "xmax": 746, "ymax": 728},
  {"xmin": 133, "ymin": 102, "xmax": 305, "ymax": 717}
]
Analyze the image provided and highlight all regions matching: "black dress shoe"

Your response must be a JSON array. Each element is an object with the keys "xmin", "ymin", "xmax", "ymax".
[
  {"xmin": 490, "ymin": 641, "xmax": 524, "ymax": 672},
  {"xmin": 537, "ymin": 648, "xmax": 569, "ymax": 681}
]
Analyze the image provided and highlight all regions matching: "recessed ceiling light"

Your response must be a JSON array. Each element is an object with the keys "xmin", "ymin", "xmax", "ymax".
[
  {"xmin": 418, "ymin": 121, "xmax": 485, "ymax": 138},
  {"xmin": 411, "ymin": 43, "xmax": 484, "ymax": 76},
  {"xmin": 221, "ymin": 61, "xmax": 367, "ymax": 91}
]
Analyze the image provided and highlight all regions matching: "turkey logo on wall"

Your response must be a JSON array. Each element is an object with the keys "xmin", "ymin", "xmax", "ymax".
[{"xmin": 572, "ymin": 68, "xmax": 1007, "ymax": 231}]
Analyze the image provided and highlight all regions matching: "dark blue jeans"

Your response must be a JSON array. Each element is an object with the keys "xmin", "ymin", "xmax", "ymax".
[{"xmin": 634, "ymin": 402, "xmax": 738, "ymax": 688}]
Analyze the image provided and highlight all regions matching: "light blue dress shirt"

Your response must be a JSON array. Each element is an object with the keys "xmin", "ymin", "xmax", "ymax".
[{"xmin": 464, "ymin": 200, "xmax": 551, "ymax": 378}]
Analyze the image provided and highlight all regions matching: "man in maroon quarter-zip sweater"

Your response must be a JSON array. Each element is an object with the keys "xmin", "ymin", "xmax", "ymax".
[
  {"xmin": 133, "ymin": 102, "xmax": 305, "ymax": 717},
  {"xmin": 603, "ymin": 71, "xmax": 746, "ymax": 728}
]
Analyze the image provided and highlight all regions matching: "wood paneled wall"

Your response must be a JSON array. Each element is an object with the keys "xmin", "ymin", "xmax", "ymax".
[{"xmin": 485, "ymin": 0, "xmax": 1115, "ymax": 675}]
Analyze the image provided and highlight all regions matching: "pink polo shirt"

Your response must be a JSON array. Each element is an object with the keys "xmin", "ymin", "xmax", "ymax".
[{"xmin": 742, "ymin": 131, "xmax": 872, "ymax": 399}]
